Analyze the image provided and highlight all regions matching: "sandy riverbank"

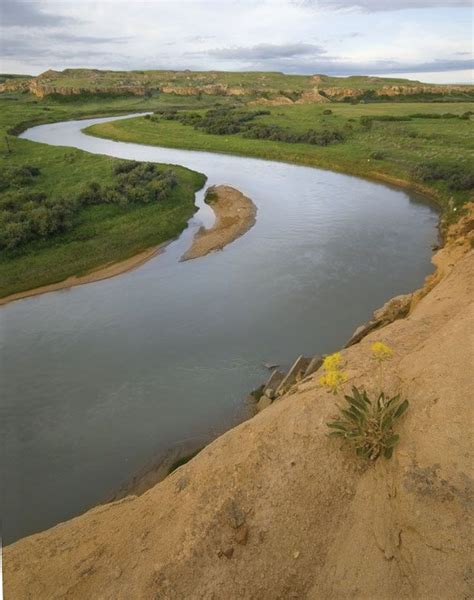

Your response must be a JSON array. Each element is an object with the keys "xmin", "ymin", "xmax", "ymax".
[
  {"xmin": 0, "ymin": 243, "xmax": 169, "ymax": 306},
  {"xmin": 0, "ymin": 185, "xmax": 256, "ymax": 306},
  {"xmin": 181, "ymin": 185, "xmax": 257, "ymax": 261}
]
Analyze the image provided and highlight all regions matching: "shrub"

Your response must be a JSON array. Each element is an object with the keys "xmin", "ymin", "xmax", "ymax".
[
  {"xmin": 406, "ymin": 112, "xmax": 471, "ymax": 120},
  {"xmin": 360, "ymin": 115, "xmax": 412, "ymax": 130},
  {"xmin": 166, "ymin": 106, "xmax": 347, "ymax": 148},
  {"xmin": 77, "ymin": 181, "xmax": 103, "ymax": 205},
  {"xmin": 0, "ymin": 220, "xmax": 31, "ymax": 251},
  {"xmin": 113, "ymin": 160, "xmax": 141, "ymax": 175},
  {"xmin": 413, "ymin": 161, "xmax": 474, "ymax": 191},
  {"xmin": 0, "ymin": 160, "xmax": 179, "ymax": 252},
  {"xmin": 192, "ymin": 107, "xmax": 270, "ymax": 135},
  {"xmin": 242, "ymin": 123, "xmax": 346, "ymax": 146},
  {"xmin": 205, "ymin": 187, "xmax": 219, "ymax": 204},
  {"xmin": 322, "ymin": 109, "xmax": 333, "ymax": 115},
  {"xmin": 370, "ymin": 151, "xmax": 386, "ymax": 160},
  {"xmin": 0, "ymin": 164, "xmax": 41, "ymax": 190}
]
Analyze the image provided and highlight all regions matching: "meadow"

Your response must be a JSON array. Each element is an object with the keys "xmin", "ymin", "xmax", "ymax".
[
  {"xmin": 1, "ymin": 91, "xmax": 473, "ymax": 299},
  {"xmin": 88, "ymin": 101, "xmax": 474, "ymax": 217}
]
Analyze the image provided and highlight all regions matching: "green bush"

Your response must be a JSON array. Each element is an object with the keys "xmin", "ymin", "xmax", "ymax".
[
  {"xmin": 413, "ymin": 161, "xmax": 474, "ymax": 191},
  {"xmin": 370, "ymin": 151, "xmax": 386, "ymax": 160},
  {"xmin": 360, "ymin": 115, "xmax": 412, "ymax": 130},
  {"xmin": 0, "ymin": 161, "xmax": 178, "ymax": 252},
  {"xmin": 192, "ymin": 107, "xmax": 270, "ymax": 135},
  {"xmin": 242, "ymin": 123, "xmax": 346, "ymax": 146},
  {"xmin": 0, "ymin": 164, "xmax": 41, "ymax": 191}
]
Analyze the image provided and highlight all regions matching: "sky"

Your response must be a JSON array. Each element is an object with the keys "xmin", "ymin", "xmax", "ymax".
[{"xmin": 0, "ymin": 0, "xmax": 473, "ymax": 83}]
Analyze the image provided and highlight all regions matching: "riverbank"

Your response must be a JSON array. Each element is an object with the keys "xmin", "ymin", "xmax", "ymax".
[
  {"xmin": 182, "ymin": 185, "xmax": 257, "ymax": 261},
  {"xmin": 86, "ymin": 101, "xmax": 474, "ymax": 224},
  {"xmin": 0, "ymin": 242, "xmax": 168, "ymax": 306},
  {"xmin": 0, "ymin": 184, "xmax": 258, "ymax": 305},
  {"xmin": 0, "ymin": 97, "xmax": 207, "ymax": 301},
  {"xmin": 4, "ymin": 205, "xmax": 473, "ymax": 599},
  {"xmin": 105, "ymin": 203, "xmax": 473, "ymax": 503}
]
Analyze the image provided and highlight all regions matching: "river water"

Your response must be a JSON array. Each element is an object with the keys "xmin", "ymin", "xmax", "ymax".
[{"xmin": 1, "ymin": 115, "xmax": 438, "ymax": 543}]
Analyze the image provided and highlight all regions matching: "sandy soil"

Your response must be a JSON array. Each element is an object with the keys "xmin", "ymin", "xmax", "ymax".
[
  {"xmin": 181, "ymin": 185, "xmax": 257, "ymax": 261},
  {"xmin": 0, "ymin": 243, "xmax": 170, "ymax": 306},
  {"xmin": 4, "ymin": 208, "xmax": 473, "ymax": 599}
]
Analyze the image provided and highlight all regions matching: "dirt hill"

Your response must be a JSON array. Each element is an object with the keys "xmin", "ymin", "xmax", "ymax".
[
  {"xmin": 1, "ymin": 68, "xmax": 472, "ymax": 104},
  {"xmin": 3, "ymin": 208, "xmax": 473, "ymax": 599}
]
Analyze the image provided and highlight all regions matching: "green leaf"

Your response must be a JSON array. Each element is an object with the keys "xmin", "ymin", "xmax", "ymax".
[
  {"xmin": 352, "ymin": 386, "xmax": 370, "ymax": 405},
  {"xmin": 393, "ymin": 399, "xmax": 409, "ymax": 419},
  {"xmin": 361, "ymin": 389, "xmax": 371, "ymax": 405},
  {"xmin": 381, "ymin": 414, "xmax": 394, "ymax": 431},
  {"xmin": 384, "ymin": 434, "xmax": 400, "ymax": 447},
  {"xmin": 377, "ymin": 392, "xmax": 386, "ymax": 410},
  {"xmin": 348, "ymin": 406, "xmax": 367, "ymax": 425},
  {"xmin": 327, "ymin": 431, "xmax": 345, "ymax": 438},
  {"xmin": 384, "ymin": 393, "xmax": 399, "ymax": 409},
  {"xmin": 383, "ymin": 447, "xmax": 394, "ymax": 459},
  {"xmin": 356, "ymin": 446, "xmax": 371, "ymax": 458},
  {"xmin": 327, "ymin": 421, "xmax": 350, "ymax": 430},
  {"xmin": 345, "ymin": 394, "xmax": 368, "ymax": 412},
  {"xmin": 341, "ymin": 408, "xmax": 360, "ymax": 423}
]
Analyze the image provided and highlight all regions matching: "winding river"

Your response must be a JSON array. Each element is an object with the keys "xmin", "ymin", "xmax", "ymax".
[{"xmin": 1, "ymin": 115, "xmax": 439, "ymax": 543}]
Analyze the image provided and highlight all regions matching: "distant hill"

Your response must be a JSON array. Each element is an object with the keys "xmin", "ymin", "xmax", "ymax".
[
  {"xmin": 0, "ymin": 73, "xmax": 33, "ymax": 84},
  {"xmin": 1, "ymin": 68, "xmax": 473, "ymax": 104}
]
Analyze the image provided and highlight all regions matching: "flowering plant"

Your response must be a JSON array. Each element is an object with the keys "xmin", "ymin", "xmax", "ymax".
[{"xmin": 322, "ymin": 343, "xmax": 408, "ymax": 460}]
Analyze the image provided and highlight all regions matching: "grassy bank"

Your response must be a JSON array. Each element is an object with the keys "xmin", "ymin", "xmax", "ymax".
[
  {"xmin": 0, "ymin": 95, "xmax": 208, "ymax": 299},
  {"xmin": 87, "ymin": 101, "xmax": 474, "ymax": 217},
  {"xmin": 2, "ymin": 93, "xmax": 472, "ymax": 299}
]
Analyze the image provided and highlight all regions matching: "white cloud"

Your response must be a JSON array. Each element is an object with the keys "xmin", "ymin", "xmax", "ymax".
[
  {"xmin": 0, "ymin": 0, "xmax": 472, "ymax": 82},
  {"xmin": 297, "ymin": 0, "xmax": 472, "ymax": 10}
]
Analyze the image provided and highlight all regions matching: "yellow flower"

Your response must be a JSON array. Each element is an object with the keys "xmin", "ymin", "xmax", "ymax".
[
  {"xmin": 319, "ymin": 369, "xmax": 348, "ymax": 394},
  {"xmin": 371, "ymin": 341, "xmax": 393, "ymax": 362},
  {"xmin": 323, "ymin": 352, "xmax": 343, "ymax": 372}
]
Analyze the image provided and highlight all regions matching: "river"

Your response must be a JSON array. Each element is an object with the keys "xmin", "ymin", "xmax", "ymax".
[{"xmin": 1, "ymin": 115, "xmax": 439, "ymax": 543}]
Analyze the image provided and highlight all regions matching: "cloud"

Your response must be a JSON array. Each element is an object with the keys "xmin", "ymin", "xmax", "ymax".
[
  {"xmin": 1, "ymin": 0, "xmax": 472, "ymax": 81},
  {"xmin": 372, "ymin": 58, "xmax": 474, "ymax": 74},
  {"xmin": 50, "ymin": 32, "xmax": 129, "ymax": 45},
  {"xmin": 0, "ymin": 32, "xmax": 130, "ymax": 64},
  {"xmin": 296, "ymin": 0, "xmax": 472, "ymax": 10},
  {"xmin": 205, "ymin": 40, "xmax": 474, "ymax": 75},
  {"xmin": 207, "ymin": 43, "xmax": 326, "ymax": 60},
  {"xmin": 205, "ymin": 43, "xmax": 474, "ymax": 76},
  {"xmin": 1, "ymin": 0, "xmax": 78, "ymax": 27}
]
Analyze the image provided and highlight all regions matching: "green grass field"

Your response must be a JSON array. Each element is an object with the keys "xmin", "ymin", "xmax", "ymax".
[
  {"xmin": 87, "ymin": 101, "xmax": 474, "ymax": 215},
  {"xmin": 0, "ymin": 95, "xmax": 207, "ymax": 298},
  {"xmin": 1, "ymin": 92, "xmax": 473, "ymax": 299}
]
